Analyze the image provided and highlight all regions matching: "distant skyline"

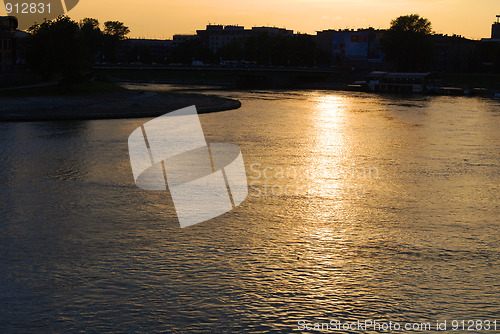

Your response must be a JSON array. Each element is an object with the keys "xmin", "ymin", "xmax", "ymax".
[{"xmin": 2, "ymin": 0, "xmax": 498, "ymax": 39}]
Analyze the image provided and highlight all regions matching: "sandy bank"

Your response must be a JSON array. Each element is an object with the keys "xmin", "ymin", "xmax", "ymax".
[{"xmin": 0, "ymin": 91, "xmax": 241, "ymax": 122}]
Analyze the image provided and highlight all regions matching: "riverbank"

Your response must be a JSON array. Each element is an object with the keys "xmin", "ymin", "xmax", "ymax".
[
  {"xmin": 94, "ymin": 66, "xmax": 500, "ymax": 91},
  {"xmin": 0, "ymin": 87, "xmax": 241, "ymax": 122}
]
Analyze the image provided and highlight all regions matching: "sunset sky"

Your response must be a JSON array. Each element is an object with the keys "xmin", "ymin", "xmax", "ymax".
[{"xmin": 3, "ymin": 0, "xmax": 499, "ymax": 39}]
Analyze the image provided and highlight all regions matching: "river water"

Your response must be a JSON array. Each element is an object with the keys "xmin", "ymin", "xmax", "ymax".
[{"xmin": 1, "ymin": 86, "xmax": 499, "ymax": 333}]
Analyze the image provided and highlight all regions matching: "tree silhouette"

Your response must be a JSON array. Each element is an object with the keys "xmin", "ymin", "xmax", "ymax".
[
  {"xmin": 79, "ymin": 18, "xmax": 102, "ymax": 63},
  {"xmin": 380, "ymin": 14, "xmax": 434, "ymax": 71},
  {"xmin": 102, "ymin": 21, "xmax": 130, "ymax": 62},
  {"xmin": 27, "ymin": 16, "xmax": 88, "ymax": 84},
  {"xmin": 104, "ymin": 21, "xmax": 130, "ymax": 41}
]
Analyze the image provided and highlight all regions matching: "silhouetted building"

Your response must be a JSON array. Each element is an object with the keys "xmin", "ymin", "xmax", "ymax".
[
  {"xmin": 251, "ymin": 26, "xmax": 293, "ymax": 37},
  {"xmin": 0, "ymin": 16, "xmax": 17, "ymax": 72},
  {"xmin": 316, "ymin": 28, "xmax": 384, "ymax": 67},
  {"xmin": 120, "ymin": 38, "xmax": 173, "ymax": 64},
  {"xmin": 15, "ymin": 30, "xmax": 28, "ymax": 66},
  {"xmin": 172, "ymin": 34, "xmax": 197, "ymax": 47},
  {"xmin": 492, "ymin": 15, "xmax": 500, "ymax": 39},
  {"xmin": 431, "ymin": 34, "xmax": 477, "ymax": 72},
  {"xmin": 195, "ymin": 24, "xmax": 293, "ymax": 53},
  {"xmin": 196, "ymin": 25, "xmax": 248, "ymax": 53},
  {"xmin": 315, "ymin": 30, "xmax": 336, "ymax": 57},
  {"xmin": 481, "ymin": 15, "xmax": 500, "ymax": 42}
]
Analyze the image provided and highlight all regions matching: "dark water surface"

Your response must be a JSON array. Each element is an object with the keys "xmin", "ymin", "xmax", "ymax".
[{"xmin": 1, "ymin": 87, "xmax": 499, "ymax": 333}]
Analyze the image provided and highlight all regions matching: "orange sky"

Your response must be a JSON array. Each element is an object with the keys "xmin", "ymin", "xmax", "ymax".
[{"xmin": 3, "ymin": 0, "xmax": 499, "ymax": 39}]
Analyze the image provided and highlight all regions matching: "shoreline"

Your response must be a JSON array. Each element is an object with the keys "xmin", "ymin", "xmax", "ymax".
[
  {"xmin": 95, "ymin": 66, "xmax": 500, "ymax": 91},
  {"xmin": 0, "ymin": 90, "xmax": 241, "ymax": 122},
  {"xmin": 2, "ymin": 76, "xmax": 498, "ymax": 122}
]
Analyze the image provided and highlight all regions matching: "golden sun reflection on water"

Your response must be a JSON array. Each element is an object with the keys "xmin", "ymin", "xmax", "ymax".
[
  {"xmin": 303, "ymin": 93, "xmax": 355, "ymax": 200},
  {"xmin": 314, "ymin": 94, "xmax": 350, "ymax": 115}
]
